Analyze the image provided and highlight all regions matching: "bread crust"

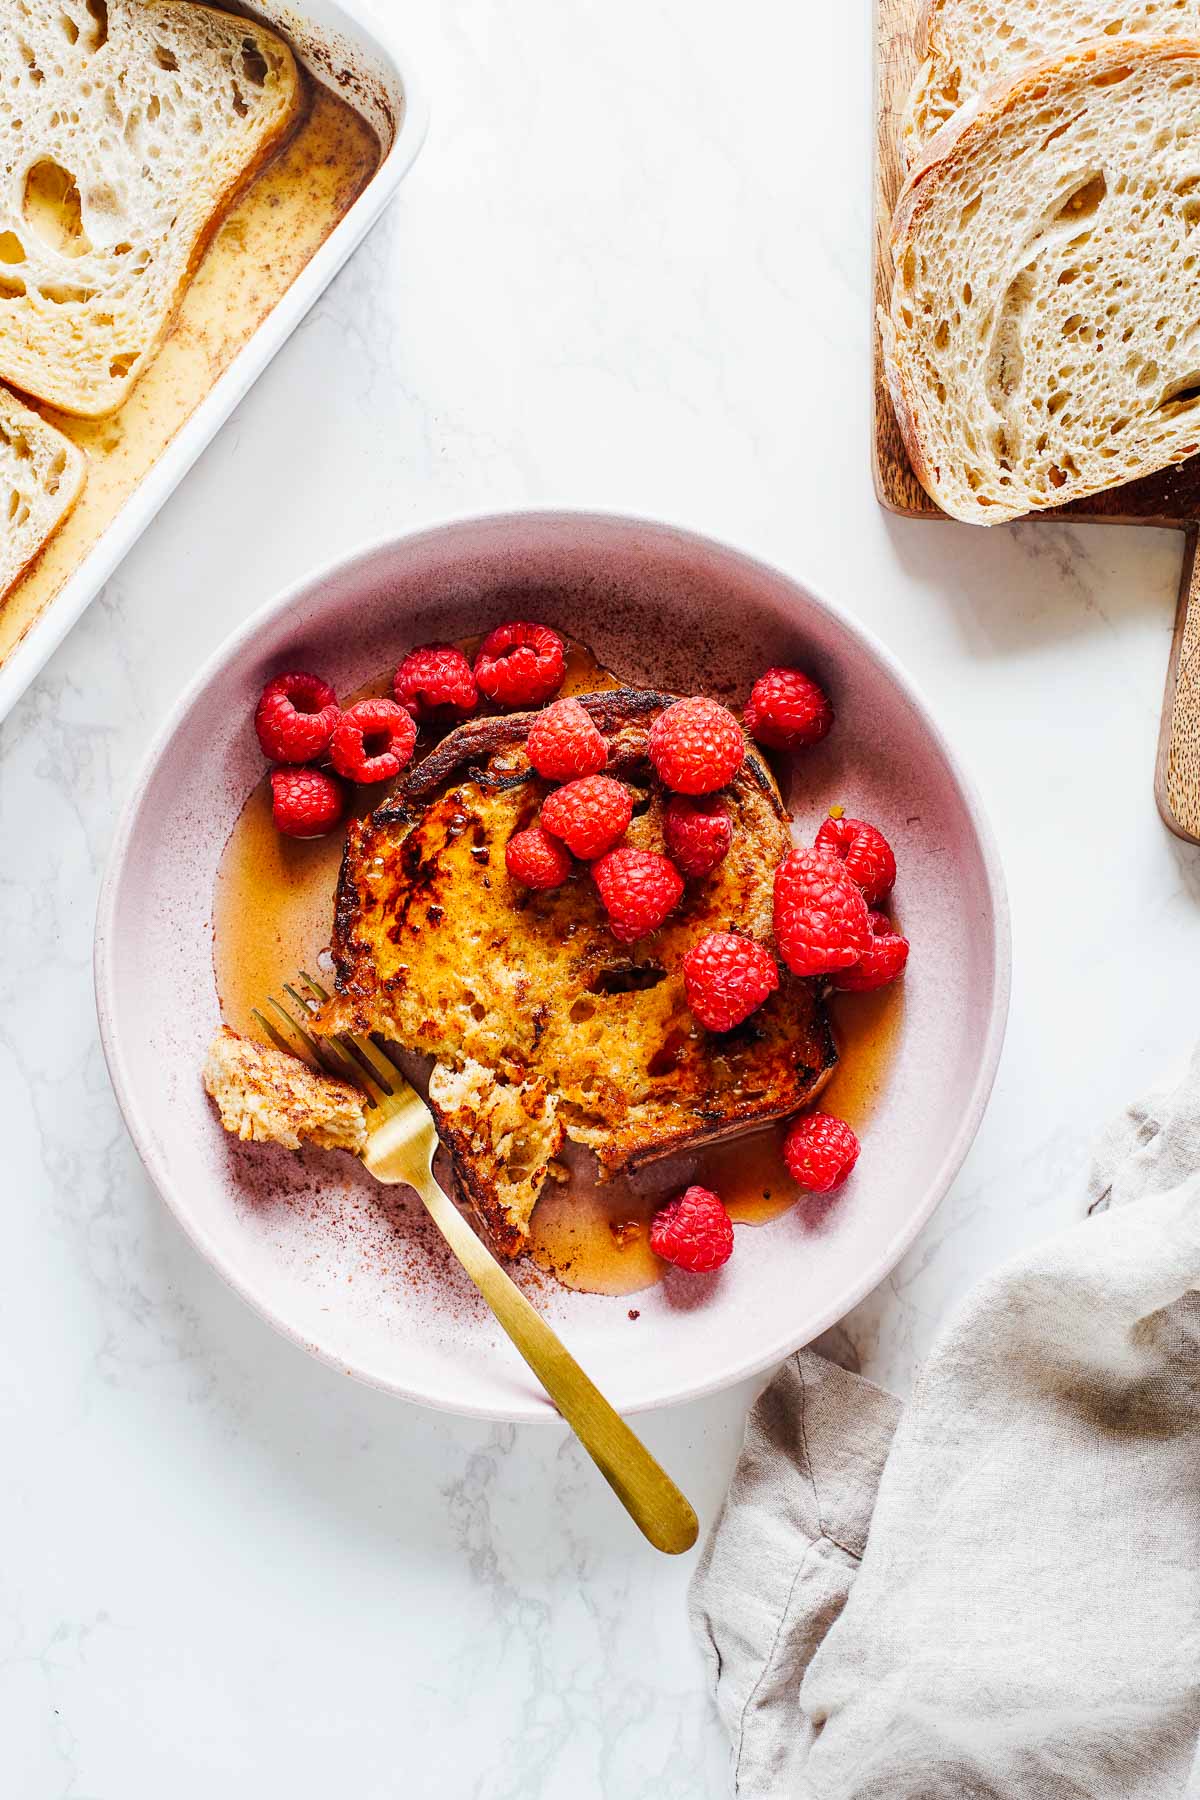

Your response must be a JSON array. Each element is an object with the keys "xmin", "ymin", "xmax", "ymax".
[
  {"xmin": 884, "ymin": 37, "xmax": 1200, "ymax": 522},
  {"xmin": 429, "ymin": 1110, "xmax": 529, "ymax": 1258},
  {"xmin": 0, "ymin": 392, "xmax": 87, "ymax": 600},
  {"xmin": 397, "ymin": 686, "xmax": 785, "ymax": 813},
  {"xmin": 880, "ymin": 312, "xmax": 942, "ymax": 512},
  {"xmin": 5, "ymin": 459, "xmax": 86, "ymax": 598},
  {"xmin": 400, "ymin": 688, "xmax": 672, "ymax": 801}
]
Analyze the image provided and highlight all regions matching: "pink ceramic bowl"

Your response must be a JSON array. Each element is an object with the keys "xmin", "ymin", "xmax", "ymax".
[{"xmin": 95, "ymin": 513, "xmax": 1009, "ymax": 1420}]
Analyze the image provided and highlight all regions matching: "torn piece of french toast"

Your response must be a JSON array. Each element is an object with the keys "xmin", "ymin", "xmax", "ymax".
[
  {"xmin": 427, "ymin": 1058, "xmax": 565, "ymax": 1258},
  {"xmin": 203, "ymin": 1025, "xmax": 367, "ymax": 1155},
  {"xmin": 321, "ymin": 688, "xmax": 836, "ymax": 1257}
]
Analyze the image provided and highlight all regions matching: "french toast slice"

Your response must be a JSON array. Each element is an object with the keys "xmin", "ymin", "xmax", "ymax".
[
  {"xmin": 323, "ymin": 689, "xmax": 836, "ymax": 1255},
  {"xmin": 204, "ymin": 1025, "xmax": 367, "ymax": 1154}
]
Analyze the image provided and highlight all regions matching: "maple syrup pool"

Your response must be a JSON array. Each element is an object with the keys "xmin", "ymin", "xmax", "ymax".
[{"xmin": 211, "ymin": 645, "xmax": 903, "ymax": 1298}]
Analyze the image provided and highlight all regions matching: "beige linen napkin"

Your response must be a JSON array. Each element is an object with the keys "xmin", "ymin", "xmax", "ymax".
[{"xmin": 691, "ymin": 1049, "xmax": 1200, "ymax": 1799}]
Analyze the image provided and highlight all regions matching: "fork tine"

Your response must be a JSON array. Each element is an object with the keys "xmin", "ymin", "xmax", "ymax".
[
  {"xmin": 321, "ymin": 1037, "xmax": 381, "ymax": 1097},
  {"xmin": 345, "ymin": 1032, "xmax": 410, "ymax": 1095},
  {"xmin": 279, "ymin": 980, "xmax": 346, "ymax": 1066},
  {"xmin": 296, "ymin": 970, "xmax": 384, "ymax": 1083},
  {"xmin": 298, "ymin": 969, "xmax": 410, "ymax": 1091},
  {"xmin": 281, "ymin": 981, "xmax": 359, "ymax": 1074},
  {"xmin": 282, "ymin": 980, "xmax": 316, "ymax": 1016},
  {"xmin": 252, "ymin": 1006, "xmax": 300, "ymax": 1060},
  {"xmin": 365, "ymin": 1032, "xmax": 409, "ymax": 1080},
  {"xmin": 264, "ymin": 992, "xmax": 381, "ymax": 1108},
  {"xmin": 266, "ymin": 993, "xmax": 325, "ymax": 1062},
  {"xmin": 337, "ymin": 1034, "xmax": 397, "ymax": 1095},
  {"xmin": 271, "ymin": 970, "xmax": 415, "ymax": 1126}
]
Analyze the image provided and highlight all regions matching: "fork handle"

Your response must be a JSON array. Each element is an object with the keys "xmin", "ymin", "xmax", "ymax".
[{"xmin": 410, "ymin": 1171, "xmax": 699, "ymax": 1555}]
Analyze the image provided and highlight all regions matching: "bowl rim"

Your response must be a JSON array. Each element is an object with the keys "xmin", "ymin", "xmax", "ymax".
[{"xmin": 94, "ymin": 507, "xmax": 1012, "ymax": 1419}]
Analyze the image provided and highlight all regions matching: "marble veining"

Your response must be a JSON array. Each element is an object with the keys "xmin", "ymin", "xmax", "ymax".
[{"xmin": 1, "ymin": 0, "xmax": 1197, "ymax": 1792}]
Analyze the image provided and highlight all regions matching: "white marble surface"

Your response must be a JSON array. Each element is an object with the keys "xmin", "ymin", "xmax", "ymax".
[{"xmin": 3, "ymin": 0, "xmax": 1199, "ymax": 1792}]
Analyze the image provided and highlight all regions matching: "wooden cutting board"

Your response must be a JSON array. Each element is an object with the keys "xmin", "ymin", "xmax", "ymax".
[{"xmin": 873, "ymin": 0, "xmax": 1200, "ymax": 841}]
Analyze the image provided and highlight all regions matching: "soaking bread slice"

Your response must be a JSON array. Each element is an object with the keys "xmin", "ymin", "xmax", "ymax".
[
  {"xmin": 902, "ymin": 0, "xmax": 1200, "ymax": 162},
  {"xmin": 884, "ymin": 39, "xmax": 1200, "ymax": 525},
  {"xmin": 0, "ymin": 387, "xmax": 85, "ymax": 598},
  {"xmin": 0, "ymin": 0, "xmax": 301, "ymax": 418}
]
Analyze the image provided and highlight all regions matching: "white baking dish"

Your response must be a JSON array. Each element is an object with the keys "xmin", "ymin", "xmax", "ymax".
[{"xmin": 0, "ymin": 0, "xmax": 427, "ymax": 724}]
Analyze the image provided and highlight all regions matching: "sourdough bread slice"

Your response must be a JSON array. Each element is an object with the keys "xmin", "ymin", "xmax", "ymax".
[
  {"xmin": 884, "ymin": 38, "xmax": 1200, "ymax": 525},
  {"xmin": 902, "ymin": 0, "xmax": 1200, "ymax": 162},
  {"xmin": 0, "ymin": 386, "xmax": 84, "ymax": 596},
  {"xmin": 0, "ymin": 0, "xmax": 301, "ymax": 418}
]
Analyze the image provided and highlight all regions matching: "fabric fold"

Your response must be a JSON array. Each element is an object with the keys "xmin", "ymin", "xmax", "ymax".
[
  {"xmin": 690, "ymin": 1355, "xmax": 901, "ymax": 1799},
  {"xmin": 693, "ymin": 1047, "xmax": 1200, "ymax": 1798}
]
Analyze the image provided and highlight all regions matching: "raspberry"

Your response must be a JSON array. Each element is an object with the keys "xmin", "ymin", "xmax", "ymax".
[
  {"xmin": 683, "ymin": 932, "xmax": 779, "ymax": 1032},
  {"xmin": 648, "ymin": 697, "xmax": 745, "ymax": 795},
  {"xmin": 650, "ymin": 1185, "xmax": 734, "ymax": 1274},
  {"xmin": 541, "ymin": 774, "xmax": 632, "ymax": 859},
  {"xmin": 743, "ymin": 667, "xmax": 834, "ymax": 752},
  {"xmin": 474, "ymin": 621, "xmax": 565, "ymax": 708},
  {"xmin": 592, "ymin": 846, "xmax": 684, "ymax": 943},
  {"xmin": 833, "ymin": 910, "xmax": 910, "ymax": 993},
  {"xmin": 329, "ymin": 698, "xmax": 417, "ymax": 783},
  {"xmin": 526, "ymin": 696, "xmax": 608, "ymax": 780},
  {"xmin": 269, "ymin": 765, "xmax": 344, "ymax": 839},
  {"xmin": 773, "ymin": 847, "xmax": 872, "ymax": 976},
  {"xmin": 393, "ymin": 643, "xmax": 479, "ymax": 722},
  {"xmin": 254, "ymin": 670, "xmax": 339, "ymax": 764},
  {"xmin": 783, "ymin": 1112, "xmax": 860, "ymax": 1193},
  {"xmin": 662, "ymin": 793, "xmax": 733, "ymax": 878},
  {"xmin": 505, "ymin": 825, "xmax": 573, "ymax": 890},
  {"xmin": 814, "ymin": 813, "xmax": 896, "ymax": 906}
]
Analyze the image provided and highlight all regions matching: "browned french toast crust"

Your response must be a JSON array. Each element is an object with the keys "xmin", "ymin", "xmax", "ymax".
[{"xmin": 324, "ymin": 688, "xmax": 835, "ymax": 1253}]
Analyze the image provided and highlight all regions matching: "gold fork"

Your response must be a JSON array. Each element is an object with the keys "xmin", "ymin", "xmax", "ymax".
[{"xmin": 257, "ymin": 973, "xmax": 699, "ymax": 1557}]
